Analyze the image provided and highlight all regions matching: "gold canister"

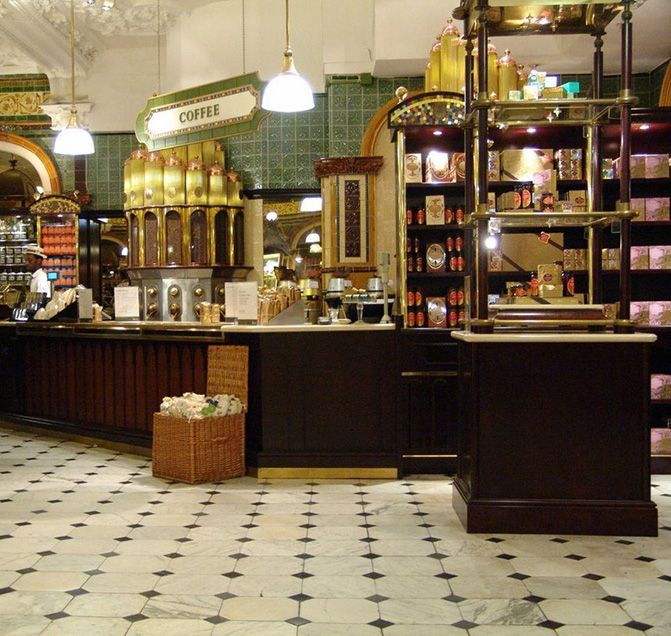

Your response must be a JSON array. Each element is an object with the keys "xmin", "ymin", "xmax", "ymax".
[
  {"xmin": 428, "ymin": 38, "xmax": 441, "ymax": 91},
  {"xmin": 226, "ymin": 167, "xmax": 243, "ymax": 207},
  {"xmin": 424, "ymin": 62, "xmax": 432, "ymax": 93},
  {"xmin": 497, "ymin": 49, "xmax": 518, "ymax": 101},
  {"xmin": 163, "ymin": 151, "xmax": 186, "ymax": 205},
  {"xmin": 123, "ymin": 158, "xmax": 131, "ymax": 210},
  {"xmin": 473, "ymin": 42, "xmax": 498, "ymax": 97},
  {"xmin": 207, "ymin": 160, "xmax": 227, "ymax": 206},
  {"xmin": 456, "ymin": 37, "xmax": 466, "ymax": 95},
  {"xmin": 517, "ymin": 64, "xmax": 529, "ymax": 90},
  {"xmin": 186, "ymin": 156, "xmax": 207, "ymax": 206},
  {"xmin": 144, "ymin": 151, "xmax": 164, "ymax": 206},
  {"xmin": 214, "ymin": 141, "xmax": 226, "ymax": 169},
  {"xmin": 128, "ymin": 147, "xmax": 147, "ymax": 208},
  {"xmin": 439, "ymin": 19, "xmax": 461, "ymax": 93}
]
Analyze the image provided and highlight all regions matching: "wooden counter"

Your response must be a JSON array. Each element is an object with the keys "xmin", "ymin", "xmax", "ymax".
[{"xmin": 450, "ymin": 330, "xmax": 658, "ymax": 536}]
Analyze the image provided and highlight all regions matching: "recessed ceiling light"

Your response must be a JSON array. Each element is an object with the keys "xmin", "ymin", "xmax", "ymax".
[
  {"xmin": 639, "ymin": 123, "xmax": 650, "ymax": 131},
  {"xmin": 433, "ymin": 130, "xmax": 443, "ymax": 136},
  {"xmin": 527, "ymin": 127, "xmax": 537, "ymax": 134}
]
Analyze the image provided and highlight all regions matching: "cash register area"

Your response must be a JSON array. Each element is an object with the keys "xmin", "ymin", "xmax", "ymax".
[{"xmin": 1, "ymin": 424, "xmax": 670, "ymax": 636}]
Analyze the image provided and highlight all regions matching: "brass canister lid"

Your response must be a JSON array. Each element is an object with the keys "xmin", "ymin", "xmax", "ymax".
[
  {"xmin": 187, "ymin": 156, "xmax": 205, "ymax": 171},
  {"xmin": 208, "ymin": 160, "xmax": 225, "ymax": 176},
  {"xmin": 498, "ymin": 48, "xmax": 517, "ymax": 69},
  {"xmin": 165, "ymin": 150, "xmax": 183, "ymax": 167},
  {"xmin": 440, "ymin": 17, "xmax": 460, "ymax": 38},
  {"xmin": 146, "ymin": 150, "xmax": 165, "ymax": 164}
]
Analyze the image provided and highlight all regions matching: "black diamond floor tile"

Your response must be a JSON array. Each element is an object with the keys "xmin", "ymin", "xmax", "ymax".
[
  {"xmin": 44, "ymin": 612, "xmax": 69, "ymax": 620},
  {"xmin": 624, "ymin": 620, "xmax": 654, "ymax": 631},
  {"xmin": 290, "ymin": 593, "xmax": 313, "ymax": 602},
  {"xmin": 602, "ymin": 595, "xmax": 626, "ymax": 604},
  {"xmin": 539, "ymin": 619, "xmax": 565, "ymax": 629},
  {"xmin": 444, "ymin": 594, "xmax": 465, "ymax": 603},
  {"xmin": 124, "ymin": 614, "xmax": 149, "ymax": 623},
  {"xmin": 286, "ymin": 616, "xmax": 311, "ymax": 626},
  {"xmin": 205, "ymin": 616, "xmax": 227, "ymax": 624},
  {"xmin": 452, "ymin": 619, "xmax": 478, "ymax": 630}
]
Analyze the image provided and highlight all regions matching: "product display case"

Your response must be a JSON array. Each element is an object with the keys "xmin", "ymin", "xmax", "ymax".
[
  {"xmin": 0, "ymin": 213, "xmax": 36, "ymax": 302},
  {"xmin": 447, "ymin": 0, "xmax": 658, "ymax": 535}
]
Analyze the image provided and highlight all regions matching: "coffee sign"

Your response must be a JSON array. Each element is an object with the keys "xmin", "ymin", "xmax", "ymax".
[{"xmin": 136, "ymin": 72, "xmax": 269, "ymax": 150}]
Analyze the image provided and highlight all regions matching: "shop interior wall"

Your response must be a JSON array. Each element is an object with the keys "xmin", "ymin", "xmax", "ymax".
[{"xmin": 2, "ymin": 64, "xmax": 669, "ymax": 212}]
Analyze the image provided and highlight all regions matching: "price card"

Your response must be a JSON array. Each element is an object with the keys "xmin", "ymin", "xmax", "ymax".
[
  {"xmin": 114, "ymin": 286, "xmax": 140, "ymax": 320},
  {"xmin": 225, "ymin": 282, "xmax": 258, "ymax": 322}
]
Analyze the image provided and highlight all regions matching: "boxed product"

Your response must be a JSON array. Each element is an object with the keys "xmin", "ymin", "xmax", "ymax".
[
  {"xmin": 537, "ymin": 262, "xmax": 563, "ymax": 297},
  {"xmin": 425, "ymin": 150, "xmax": 455, "ymax": 183},
  {"xmin": 498, "ymin": 233, "xmax": 563, "ymax": 272},
  {"xmin": 566, "ymin": 190, "xmax": 587, "ymax": 212},
  {"xmin": 488, "ymin": 150, "xmax": 500, "ymax": 181},
  {"xmin": 487, "ymin": 191, "xmax": 496, "ymax": 213},
  {"xmin": 651, "ymin": 374, "xmax": 671, "ymax": 400},
  {"xmin": 645, "ymin": 197, "xmax": 670, "ymax": 222},
  {"xmin": 489, "ymin": 249, "xmax": 502, "ymax": 272},
  {"xmin": 631, "ymin": 198, "xmax": 646, "ymax": 222},
  {"xmin": 649, "ymin": 301, "xmax": 671, "ymax": 326},
  {"xmin": 564, "ymin": 248, "xmax": 587, "ymax": 271},
  {"xmin": 425, "ymin": 194, "xmax": 445, "ymax": 225},
  {"xmin": 497, "ymin": 190, "xmax": 521, "ymax": 210},
  {"xmin": 500, "ymin": 148, "xmax": 553, "ymax": 182},
  {"xmin": 645, "ymin": 154, "xmax": 670, "ymax": 179},
  {"xmin": 601, "ymin": 247, "xmax": 620, "ymax": 271},
  {"xmin": 649, "ymin": 245, "xmax": 671, "ymax": 269},
  {"xmin": 602, "ymin": 158, "xmax": 615, "ymax": 179},
  {"xmin": 404, "ymin": 153, "xmax": 423, "ymax": 183},
  {"xmin": 630, "ymin": 301, "xmax": 650, "ymax": 324},
  {"xmin": 614, "ymin": 155, "xmax": 646, "ymax": 179},
  {"xmin": 630, "ymin": 246, "xmax": 649, "ymax": 270},
  {"xmin": 651, "ymin": 428, "xmax": 671, "ymax": 455},
  {"xmin": 555, "ymin": 148, "xmax": 583, "ymax": 180}
]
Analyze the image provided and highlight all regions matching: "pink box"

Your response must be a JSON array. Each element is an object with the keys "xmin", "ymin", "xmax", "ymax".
[
  {"xmin": 630, "ymin": 246, "xmax": 649, "ymax": 270},
  {"xmin": 651, "ymin": 429, "xmax": 671, "ymax": 455},
  {"xmin": 651, "ymin": 374, "xmax": 671, "ymax": 400},
  {"xmin": 649, "ymin": 301, "xmax": 671, "ymax": 326},
  {"xmin": 649, "ymin": 245, "xmax": 671, "ymax": 270},
  {"xmin": 630, "ymin": 301, "xmax": 650, "ymax": 324},
  {"xmin": 645, "ymin": 197, "xmax": 671, "ymax": 222},
  {"xmin": 631, "ymin": 198, "xmax": 646, "ymax": 222},
  {"xmin": 645, "ymin": 154, "xmax": 670, "ymax": 179}
]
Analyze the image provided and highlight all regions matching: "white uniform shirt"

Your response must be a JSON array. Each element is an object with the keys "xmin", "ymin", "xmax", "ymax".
[{"xmin": 30, "ymin": 268, "xmax": 51, "ymax": 297}]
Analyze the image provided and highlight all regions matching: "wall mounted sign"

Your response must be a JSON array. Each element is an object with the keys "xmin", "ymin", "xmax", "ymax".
[{"xmin": 135, "ymin": 73, "xmax": 270, "ymax": 151}]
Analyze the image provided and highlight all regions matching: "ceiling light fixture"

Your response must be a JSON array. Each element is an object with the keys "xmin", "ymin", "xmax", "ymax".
[
  {"xmin": 305, "ymin": 230, "xmax": 320, "ymax": 244},
  {"xmin": 261, "ymin": 0, "xmax": 314, "ymax": 112},
  {"xmin": 54, "ymin": 0, "xmax": 94, "ymax": 155},
  {"xmin": 300, "ymin": 196, "xmax": 322, "ymax": 212}
]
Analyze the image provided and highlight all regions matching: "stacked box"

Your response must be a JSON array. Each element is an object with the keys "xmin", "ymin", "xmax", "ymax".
[
  {"xmin": 631, "ymin": 246, "xmax": 649, "ymax": 270},
  {"xmin": 425, "ymin": 150, "xmax": 455, "ymax": 183},
  {"xmin": 651, "ymin": 428, "xmax": 671, "ymax": 455},
  {"xmin": 630, "ymin": 301, "xmax": 650, "ymax": 324},
  {"xmin": 602, "ymin": 247, "xmax": 620, "ymax": 271},
  {"xmin": 488, "ymin": 151, "xmax": 500, "ymax": 181},
  {"xmin": 651, "ymin": 375, "xmax": 671, "ymax": 400},
  {"xmin": 489, "ymin": 249, "xmax": 502, "ymax": 272},
  {"xmin": 649, "ymin": 301, "xmax": 671, "ymax": 326},
  {"xmin": 602, "ymin": 158, "xmax": 615, "ymax": 179},
  {"xmin": 645, "ymin": 154, "xmax": 670, "ymax": 178},
  {"xmin": 500, "ymin": 148, "xmax": 553, "ymax": 182},
  {"xmin": 645, "ymin": 197, "xmax": 670, "ymax": 221},
  {"xmin": 555, "ymin": 148, "xmax": 583, "ymax": 180},
  {"xmin": 566, "ymin": 190, "xmax": 587, "ymax": 212},
  {"xmin": 564, "ymin": 248, "xmax": 587, "ymax": 270},
  {"xmin": 649, "ymin": 245, "xmax": 671, "ymax": 269}
]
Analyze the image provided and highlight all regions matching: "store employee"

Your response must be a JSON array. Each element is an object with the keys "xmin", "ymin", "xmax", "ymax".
[{"xmin": 25, "ymin": 245, "xmax": 51, "ymax": 298}]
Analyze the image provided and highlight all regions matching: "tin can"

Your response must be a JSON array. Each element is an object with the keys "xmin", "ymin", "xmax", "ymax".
[
  {"xmin": 455, "ymin": 206, "xmax": 464, "ymax": 225},
  {"xmin": 415, "ymin": 255, "xmax": 424, "ymax": 272},
  {"xmin": 416, "ymin": 310, "xmax": 426, "ymax": 327},
  {"xmin": 446, "ymin": 235, "xmax": 454, "ymax": 252},
  {"xmin": 407, "ymin": 310, "xmax": 415, "ymax": 327},
  {"xmin": 457, "ymin": 255, "xmax": 465, "ymax": 271},
  {"xmin": 455, "ymin": 235, "xmax": 463, "ymax": 252},
  {"xmin": 407, "ymin": 290, "xmax": 415, "ymax": 307},
  {"xmin": 407, "ymin": 255, "xmax": 414, "ymax": 272},
  {"xmin": 406, "ymin": 208, "xmax": 414, "ymax": 225},
  {"xmin": 449, "ymin": 309, "xmax": 458, "ymax": 327},
  {"xmin": 416, "ymin": 208, "xmax": 425, "ymax": 225},
  {"xmin": 457, "ymin": 287, "xmax": 465, "ymax": 305},
  {"xmin": 444, "ymin": 206, "xmax": 454, "ymax": 224},
  {"xmin": 415, "ymin": 288, "xmax": 423, "ymax": 306},
  {"xmin": 448, "ymin": 287, "xmax": 458, "ymax": 306},
  {"xmin": 449, "ymin": 254, "xmax": 458, "ymax": 271}
]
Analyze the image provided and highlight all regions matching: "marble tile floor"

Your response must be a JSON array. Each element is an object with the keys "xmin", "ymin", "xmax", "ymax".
[{"xmin": 1, "ymin": 426, "xmax": 670, "ymax": 636}]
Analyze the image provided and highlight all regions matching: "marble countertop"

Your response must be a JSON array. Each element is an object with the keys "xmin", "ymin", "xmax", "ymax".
[{"xmin": 451, "ymin": 330, "xmax": 658, "ymax": 344}]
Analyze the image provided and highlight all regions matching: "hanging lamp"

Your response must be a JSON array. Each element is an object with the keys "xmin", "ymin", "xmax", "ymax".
[
  {"xmin": 54, "ymin": 0, "xmax": 95, "ymax": 155},
  {"xmin": 261, "ymin": 0, "xmax": 314, "ymax": 112}
]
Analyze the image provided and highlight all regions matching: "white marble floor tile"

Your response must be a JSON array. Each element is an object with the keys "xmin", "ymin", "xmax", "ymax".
[
  {"xmin": 459, "ymin": 598, "xmax": 546, "ymax": 625},
  {"xmin": 469, "ymin": 628, "xmax": 556, "ymax": 636},
  {"xmin": 540, "ymin": 599, "xmax": 631, "ymax": 625},
  {"xmin": 620, "ymin": 600, "xmax": 671, "ymax": 627},
  {"xmin": 234, "ymin": 555, "xmax": 303, "ymax": 575},
  {"xmin": 153, "ymin": 573, "xmax": 230, "ymax": 596},
  {"xmin": 0, "ymin": 591, "xmax": 71, "ymax": 616},
  {"xmin": 40, "ymin": 616, "xmax": 130, "ymax": 635},
  {"xmin": 125, "ymin": 617, "xmax": 215, "ymax": 635},
  {"xmin": 383, "ymin": 626, "xmax": 464, "ymax": 636},
  {"xmin": 213, "ymin": 620, "xmax": 298, "ymax": 635},
  {"xmin": 523, "ymin": 576, "xmax": 608, "ymax": 599},
  {"xmin": 373, "ymin": 555, "xmax": 445, "ymax": 577},
  {"xmin": 65, "ymin": 591, "xmax": 147, "ymax": 617},
  {"xmin": 11, "ymin": 571, "xmax": 88, "ymax": 592},
  {"xmin": 302, "ymin": 555, "xmax": 377, "ymax": 577},
  {"xmin": 302, "ymin": 575, "xmax": 376, "ymax": 599},
  {"xmin": 374, "ymin": 575, "xmax": 451, "ymax": 599},
  {"xmin": 0, "ymin": 614, "xmax": 51, "ymax": 636},
  {"xmin": 450, "ymin": 574, "xmax": 530, "ymax": 599},
  {"xmin": 142, "ymin": 593, "xmax": 221, "ymax": 619},
  {"xmin": 226, "ymin": 574, "xmax": 302, "ymax": 598},
  {"xmin": 511, "ymin": 556, "xmax": 589, "ymax": 577},
  {"xmin": 555, "ymin": 627, "xmax": 645, "ymax": 636},
  {"xmin": 219, "ymin": 596, "xmax": 298, "ymax": 621},
  {"xmin": 300, "ymin": 597, "xmax": 380, "ymax": 624},
  {"xmin": 377, "ymin": 597, "xmax": 462, "ymax": 624},
  {"xmin": 82, "ymin": 572, "xmax": 159, "ymax": 594},
  {"xmin": 600, "ymin": 577, "xmax": 671, "ymax": 601}
]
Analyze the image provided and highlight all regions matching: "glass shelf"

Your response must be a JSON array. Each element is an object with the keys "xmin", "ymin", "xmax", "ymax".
[
  {"xmin": 465, "ymin": 96, "xmax": 636, "ymax": 128},
  {"xmin": 470, "ymin": 210, "xmax": 635, "ymax": 229}
]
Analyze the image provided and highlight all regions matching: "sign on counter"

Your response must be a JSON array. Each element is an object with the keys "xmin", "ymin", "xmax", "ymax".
[
  {"xmin": 225, "ymin": 282, "xmax": 258, "ymax": 322},
  {"xmin": 114, "ymin": 287, "xmax": 141, "ymax": 321}
]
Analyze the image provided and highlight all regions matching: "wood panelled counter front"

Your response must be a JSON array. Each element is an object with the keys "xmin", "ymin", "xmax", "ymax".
[{"xmin": 0, "ymin": 323, "xmax": 220, "ymax": 447}]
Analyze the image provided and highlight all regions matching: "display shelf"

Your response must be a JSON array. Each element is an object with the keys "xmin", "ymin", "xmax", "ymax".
[
  {"xmin": 471, "ymin": 210, "xmax": 633, "ymax": 229},
  {"xmin": 407, "ymin": 224, "xmax": 466, "ymax": 231},
  {"xmin": 408, "ymin": 271, "xmax": 468, "ymax": 279}
]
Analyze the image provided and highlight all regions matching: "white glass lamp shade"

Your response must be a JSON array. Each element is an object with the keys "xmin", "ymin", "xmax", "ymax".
[
  {"xmin": 54, "ymin": 112, "xmax": 94, "ymax": 155},
  {"xmin": 262, "ymin": 53, "xmax": 314, "ymax": 113}
]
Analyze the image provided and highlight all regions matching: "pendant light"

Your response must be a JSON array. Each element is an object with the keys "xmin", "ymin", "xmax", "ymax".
[
  {"xmin": 54, "ymin": 0, "xmax": 95, "ymax": 155},
  {"xmin": 261, "ymin": 0, "xmax": 314, "ymax": 112}
]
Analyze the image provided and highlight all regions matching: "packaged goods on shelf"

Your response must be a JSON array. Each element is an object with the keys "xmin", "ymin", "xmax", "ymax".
[
  {"xmin": 651, "ymin": 375, "xmax": 671, "ymax": 400},
  {"xmin": 602, "ymin": 158, "xmax": 615, "ymax": 179},
  {"xmin": 488, "ymin": 151, "xmax": 500, "ymax": 181},
  {"xmin": 631, "ymin": 246, "xmax": 650, "ymax": 270},
  {"xmin": 159, "ymin": 392, "xmax": 244, "ymax": 419},
  {"xmin": 563, "ymin": 248, "xmax": 587, "ymax": 271},
  {"xmin": 555, "ymin": 148, "xmax": 583, "ymax": 180},
  {"xmin": 565, "ymin": 190, "xmax": 587, "ymax": 212},
  {"xmin": 602, "ymin": 247, "xmax": 621, "ymax": 271},
  {"xmin": 649, "ymin": 301, "xmax": 671, "ymax": 326},
  {"xmin": 645, "ymin": 197, "xmax": 670, "ymax": 221},
  {"xmin": 425, "ymin": 150, "xmax": 456, "ymax": 183},
  {"xmin": 404, "ymin": 153, "xmax": 423, "ymax": 183},
  {"xmin": 425, "ymin": 195, "xmax": 445, "ymax": 225},
  {"xmin": 651, "ymin": 429, "xmax": 671, "ymax": 456},
  {"xmin": 645, "ymin": 154, "xmax": 670, "ymax": 179},
  {"xmin": 630, "ymin": 301, "xmax": 650, "ymax": 323},
  {"xmin": 500, "ymin": 148, "xmax": 553, "ymax": 183},
  {"xmin": 537, "ymin": 263, "xmax": 563, "ymax": 298},
  {"xmin": 649, "ymin": 246, "xmax": 671, "ymax": 269},
  {"xmin": 489, "ymin": 249, "xmax": 502, "ymax": 272}
]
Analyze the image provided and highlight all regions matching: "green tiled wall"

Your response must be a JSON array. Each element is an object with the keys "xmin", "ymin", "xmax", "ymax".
[
  {"xmin": 85, "ymin": 134, "xmax": 137, "ymax": 210},
  {"xmin": 651, "ymin": 59, "xmax": 669, "ymax": 106}
]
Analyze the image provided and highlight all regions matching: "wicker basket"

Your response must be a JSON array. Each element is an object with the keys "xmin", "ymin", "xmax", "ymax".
[{"xmin": 152, "ymin": 345, "xmax": 248, "ymax": 484}]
